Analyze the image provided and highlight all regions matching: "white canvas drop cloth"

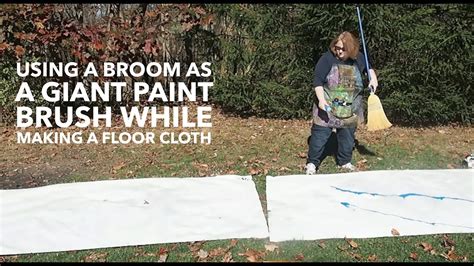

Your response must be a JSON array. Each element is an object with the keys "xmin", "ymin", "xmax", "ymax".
[
  {"xmin": 266, "ymin": 169, "xmax": 474, "ymax": 242},
  {"xmin": 0, "ymin": 175, "xmax": 269, "ymax": 255}
]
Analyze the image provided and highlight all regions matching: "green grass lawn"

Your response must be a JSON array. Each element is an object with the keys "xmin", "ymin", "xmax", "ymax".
[
  {"xmin": 5, "ymin": 232, "xmax": 472, "ymax": 262},
  {"xmin": 1, "ymin": 113, "xmax": 473, "ymax": 262}
]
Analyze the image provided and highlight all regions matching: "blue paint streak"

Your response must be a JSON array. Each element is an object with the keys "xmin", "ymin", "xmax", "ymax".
[
  {"xmin": 399, "ymin": 193, "xmax": 445, "ymax": 200},
  {"xmin": 340, "ymin": 202, "xmax": 474, "ymax": 229},
  {"xmin": 332, "ymin": 186, "xmax": 473, "ymax": 203},
  {"xmin": 340, "ymin": 202, "xmax": 350, "ymax": 208}
]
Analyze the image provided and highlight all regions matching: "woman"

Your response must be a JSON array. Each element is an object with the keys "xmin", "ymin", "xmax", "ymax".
[{"xmin": 306, "ymin": 31, "xmax": 378, "ymax": 174}]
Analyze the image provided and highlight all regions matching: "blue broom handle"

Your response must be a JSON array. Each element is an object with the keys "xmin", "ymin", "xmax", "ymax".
[{"xmin": 356, "ymin": 6, "xmax": 372, "ymax": 86}]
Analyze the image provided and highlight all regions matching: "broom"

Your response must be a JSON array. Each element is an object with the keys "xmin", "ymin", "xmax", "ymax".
[{"xmin": 357, "ymin": 6, "xmax": 392, "ymax": 131}]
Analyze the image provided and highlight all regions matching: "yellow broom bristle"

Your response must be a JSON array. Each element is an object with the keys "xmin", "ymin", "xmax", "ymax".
[{"xmin": 367, "ymin": 93, "xmax": 392, "ymax": 131}]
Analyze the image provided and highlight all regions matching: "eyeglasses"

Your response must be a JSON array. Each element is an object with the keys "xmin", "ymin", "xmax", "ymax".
[{"xmin": 335, "ymin": 46, "xmax": 345, "ymax": 52}]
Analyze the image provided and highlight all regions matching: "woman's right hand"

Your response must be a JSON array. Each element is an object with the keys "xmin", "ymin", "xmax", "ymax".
[
  {"xmin": 318, "ymin": 100, "xmax": 331, "ymax": 112},
  {"xmin": 315, "ymin": 86, "xmax": 331, "ymax": 112}
]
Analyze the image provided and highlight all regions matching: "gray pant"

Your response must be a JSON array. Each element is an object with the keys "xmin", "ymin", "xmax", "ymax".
[{"xmin": 307, "ymin": 124, "xmax": 356, "ymax": 167}]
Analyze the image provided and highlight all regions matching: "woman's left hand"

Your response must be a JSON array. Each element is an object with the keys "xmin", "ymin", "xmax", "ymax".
[
  {"xmin": 369, "ymin": 80, "xmax": 378, "ymax": 93},
  {"xmin": 368, "ymin": 69, "xmax": 378, "ymax": 93}
]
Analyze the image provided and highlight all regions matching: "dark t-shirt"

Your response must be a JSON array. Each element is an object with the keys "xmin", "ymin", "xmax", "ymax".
[{"xmin": 313, "ymin": 51, "xmax": 370, "ymax": 87}]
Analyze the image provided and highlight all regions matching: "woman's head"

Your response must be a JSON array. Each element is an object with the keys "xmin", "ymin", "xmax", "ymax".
[{"xmin": 330, "ymin": 31, "xmax": 360, "ymax": 61}]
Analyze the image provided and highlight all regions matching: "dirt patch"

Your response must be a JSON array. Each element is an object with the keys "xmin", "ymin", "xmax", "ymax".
[{"xmin": 0, "ymin": 163, "xmax": 74, "ymax": 189}]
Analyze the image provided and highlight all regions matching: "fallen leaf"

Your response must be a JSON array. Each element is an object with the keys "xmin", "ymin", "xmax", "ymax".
[
  {"xmin": 440, "ymin": 253, "xmax": 449, "ymax": 260},
  {"xmin": 229, "ymin": 239, "xmax": 238, "ymax": 248},
  {"xmin": 442, "ymin": 234, "xmax": 455, "ymax": 247},
  {"xmin": 446, "ymin": 247, "xmax": 461, "ymax": 261},
  {"xmin": 298, "ymin": 152, "xmax": 307, "ymax": 158},
  {"xmin": 84, "ymin": 252, "xmax": 108, "ymax": 262},
  {"xmin": 193, "ymin": 163, "xmax": 209, "ymax": 171},
  {"xmin": 238, "ymin": 249, "xmax": 264, "ymax": 262},
  {"xmin": 420, "ymin": 242, "xmax": 433, "ymax": 252},
  {"xmin": 34, "ymin": 21, "xmax": 45, "ymax": 29},
  {"xmin": 367, "ymin": 254, "xmax": 377, "ymax": 261},
  {"xmin": 409, "ymin": 252, "xmax": 418, "ymax": 261},
  {"xmin": 189, "ymin": 241, "xmax": 205, "ymax": 253},
  {"xmin": 352, "ymin": 253, "xmax": 362, "ymax": 261},
  {"xmin": 112, "ymin": 161, "xmax": 126, "ymax": 171},
  {"xmin": 15, "ymin": 45, "xmax": 25, "ymax": 57},
  {"xmin": 0, "ymin": 42, "xmax": 10, "ymax": 52},
  {"xmin": 144, "ymin": 39, "xmax": 152, "ymax": 54},
  {"xmin": 202, "ymin": 14, "xmax": 214, "ymax": 26},
  {"xmin": 222, "ymin": 251, "xmax": 233, "ymax": 262},
  {"xmin": 318, "ymin": 241, "xmax": 326, "ymax": 249},
  {"xmin": 158, "ymin": 254, "xmax": 168, "ymax": 262},
  {"xmin": 391, "ymin": 228, "xmax": 400, "ymax": 236},
  {"xmin": 197, "ymin": 249, "xmax": 208, "ymax": 259},
  {"xmin": 93, "ymin": 39, "xmax": 104, "ymax": 50},
  {"xmin": 208, "ymin": 247, "xmax": 226, "ymax": 257},
  {"xmin": 249, "ymin": 168, "xmax": 260, "ymax": 175},
  {"xmin": 294, "ymin": 253, "xmax": 304, "ymax": 261},
  {"xmin": 264, "ymin": 243, "xmax": 278, "ymax": 252},
  {"xmin": 347, "ymin": 239, "xmax": 358, "ymax": 249},
  {"xmin": 356, "ymin": 159, "xmax": 368, "ymax": 170},
  {"xmin": 134, "ymin": 247, "xmax": 145, "ymax": 257},
  {"xmin": 158, "ymin": 247, "xmax": 167, "ymax": 255}
]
